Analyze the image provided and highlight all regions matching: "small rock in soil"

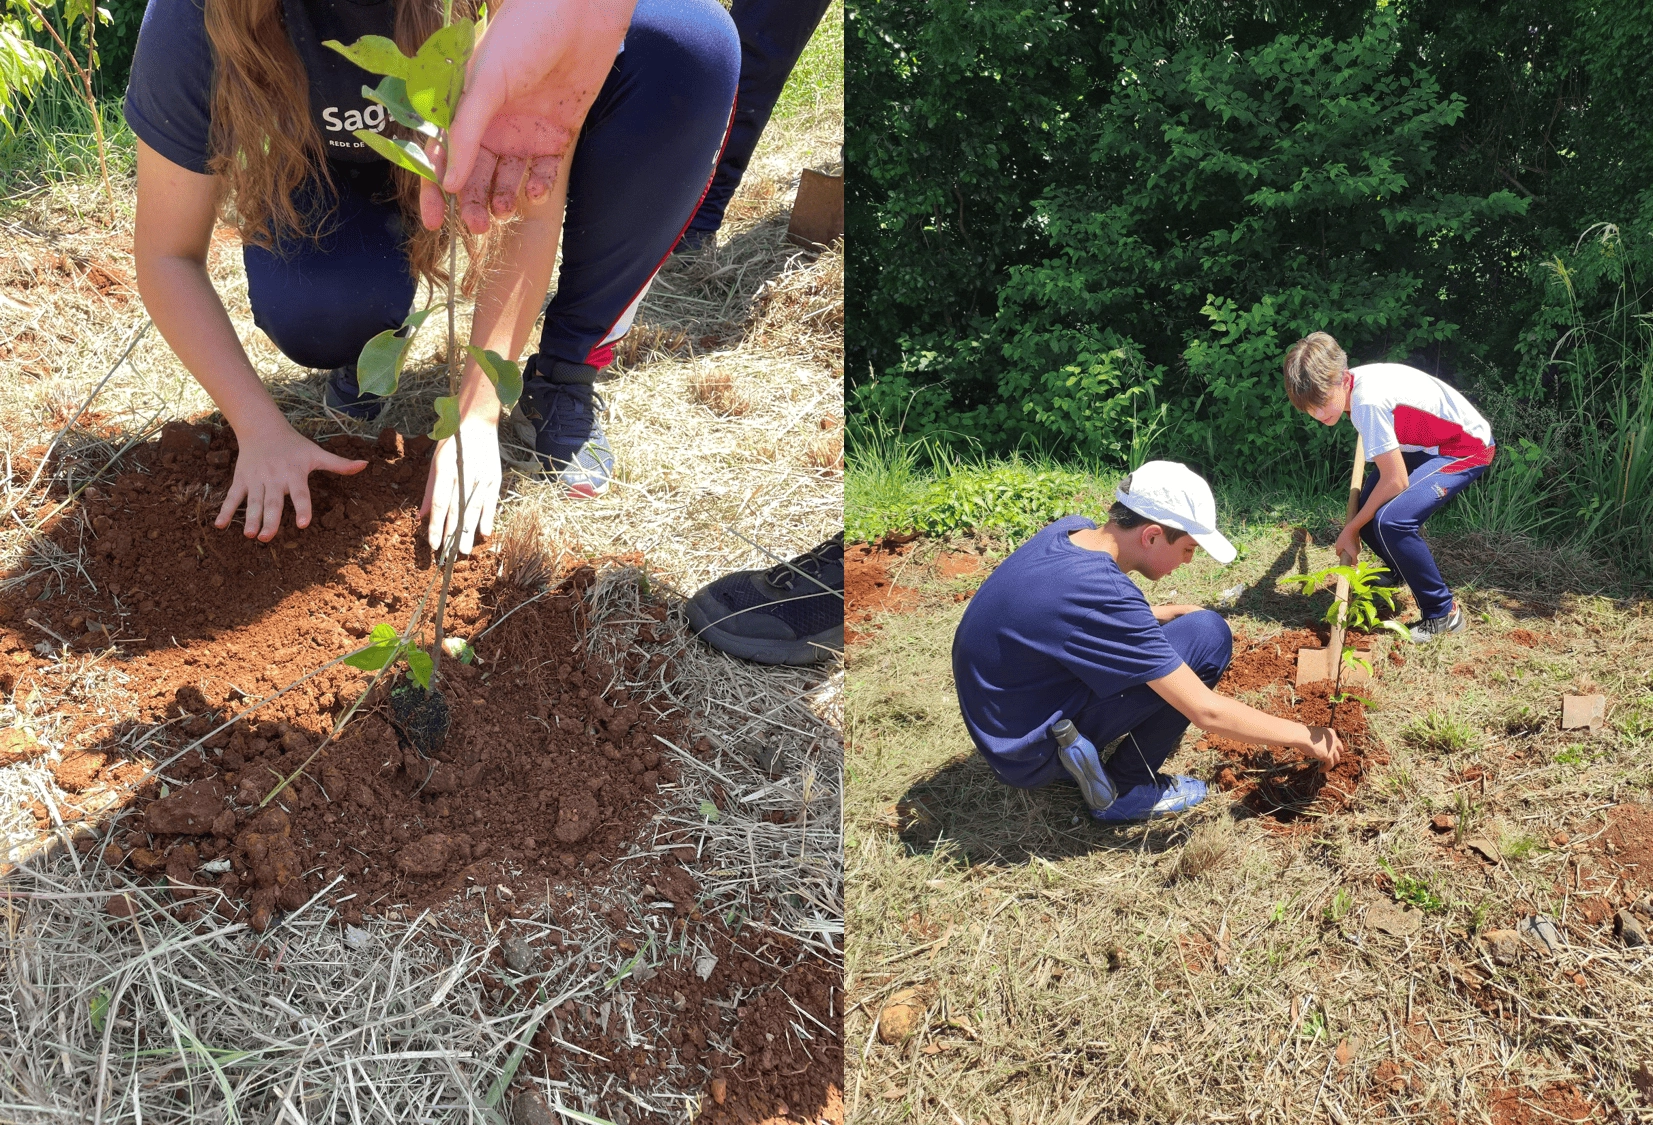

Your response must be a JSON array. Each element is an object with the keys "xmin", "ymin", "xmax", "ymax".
[
  {"xmin": 0, "ymin": 727, "xmax": 42, "ymax": 766},
  {"xmin": 144, "ymin": 779, "xmax": 226, "ymax": 834},
  {"xmin": 343, "ymin": 925, "xmax": 372, "ymax": 951},
  {"xmin": 502, "ymin": 936, "xmax": 537, "ymax": 974},
  {"xmin": 1430, "ymin": 813, "xmax": 1457, "ymax": 833},
  {"xmin": 877, "ymin": 987, "xmax": 926, "ymax": 1043},
  {"xmin": 695, "ymin": 954, "xmax": 718, "ymax": 981},
  {"xmin": 52, "ymin": 750, "xmax": 105, "ymax": 792},
  {"xmin": 1519, "ymin": 913, "xmax": 1561, "ymax": 957},
  {"xmin": 395, "ymin": 834, "xmax": 452, "ymax": 877},
  {"xmin": 554, "ymin": 791, "xmax": 599, "ymax": 844},
  {"xmin": 1481, "ymin": 929, "xmax": 1521, "ymax": 966},
  {"xmin": 1617, "ymin": 909, "xmax": 1648, "ymax": 948},
  {"xmin": 1462, "ymin": 836, "xmax": 1501, "ymax": 864},
  {"xmin": 510, "ymin": 1088, "xmax": 556, "ymax": 1125},
  {"xmin": 708, "ymin": 1078, "xmax": 728, "ymax": 1105}
]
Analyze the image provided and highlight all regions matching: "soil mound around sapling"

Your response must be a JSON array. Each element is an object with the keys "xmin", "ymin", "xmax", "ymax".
[{"xmin": 1208, "ymin": 631, "xmax": 1386, "ymax": 827}]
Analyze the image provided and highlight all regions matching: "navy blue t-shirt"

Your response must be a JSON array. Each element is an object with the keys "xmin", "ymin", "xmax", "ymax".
[
  {"xmin": 952, "ymin": 515, "xmax": 1184, "ymax": 787},
  {"xmin": 124, "ymin": 0, "xmax": 398, "ymax": 174}
]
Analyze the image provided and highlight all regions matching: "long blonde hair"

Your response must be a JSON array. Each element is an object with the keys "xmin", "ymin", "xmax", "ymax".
[{"xmin": 203, "ymin": 0, "xmax": 481, "ymax": 290}]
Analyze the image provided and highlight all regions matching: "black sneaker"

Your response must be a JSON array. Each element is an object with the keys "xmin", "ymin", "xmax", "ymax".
[
  {"xmin": 687, "ymin": 535, "xmax": 844, "ymax": 666},
  {"xmin": 517, "ymin": 357, "xmax": 614, "ymax": 498},
  {"xmin": 323, "ymin": 365, "xmax": 386, "ymax": 421},
  {"xmin": 1410, "ymin": 601, "xmax": 1467, "ymax": 643}
]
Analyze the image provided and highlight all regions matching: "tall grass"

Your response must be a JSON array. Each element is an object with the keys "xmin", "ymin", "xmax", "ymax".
[{"xmin": 0, "ymin": 68, "xmax": 134, "ymax": 198}]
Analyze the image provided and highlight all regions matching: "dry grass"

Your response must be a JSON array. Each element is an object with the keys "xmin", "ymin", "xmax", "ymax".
[
  {"xmin": 846, "ymin": 528, "xmax": 1653, "ymax": 1123},
  {"xmin": 0, "ymin": 13, "xmax": 842, "ymax": 1118},
  {"xmin": 686, "ymin": 369, "xmax": 752, "ymax": 419}
]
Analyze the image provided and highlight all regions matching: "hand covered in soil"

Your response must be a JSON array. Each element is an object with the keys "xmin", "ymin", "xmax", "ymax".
[
  {"xmin": 421, "ymin": 415, "xmax": 502, "ymax": 556},
  {"xmin": 216, "ymin": 426, "xmax": 368, "ymax": 541},
  {"xmin": 422, "ymin": 0, "xmax": 633, "ymax": 234},
  {"xmin": 1333, "ymin": 525, "xmax": 1362, "ymax": 566},
  {"xmin": 1303, "ymin": 725, "xmax": 1344, "ymax": 769}
]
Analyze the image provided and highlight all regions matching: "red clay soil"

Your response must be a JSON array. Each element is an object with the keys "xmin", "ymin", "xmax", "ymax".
[
  {"xmin": 1, "ymin": 421, "xmax": 841, "ymax": 1123},
  {"xmin": 1207, "ymin": 630, "xmax": 1385, "ymax": 827},
  {"xmin": 844, "ymin": 540, "xmax": 920, "ymax": 645},
  {"xmin": 1486, "ymin": 1083, "xmax": 1597, "ymax": 1125},
  {"xmin": 1596, "ymin": 803, "xmax": 1653, "ymax": 893}
]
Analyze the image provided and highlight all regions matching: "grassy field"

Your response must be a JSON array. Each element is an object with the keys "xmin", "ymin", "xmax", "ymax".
[
  {"xmin": 844, "ymin": 499, "xmax": 1653, "ymax": 1122},
  {"xmin": 0, "ymin": 7, "xmax": 842, "ymax": 1122}
]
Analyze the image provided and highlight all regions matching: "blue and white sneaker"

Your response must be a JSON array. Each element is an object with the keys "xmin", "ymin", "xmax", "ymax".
[
  {"xmin": 1092, "ymin": 774, "xmax": 1208, "ymax": 822},
  {"xmin": 1054, "ymin": 725, "xmax": 1118, "ymax": 815},
  {"xmin": 323, "ymin": 365, "xmax": 386, "ymax": 422},
  {"xmin": 517, "ymin": 357, "xmax": 615, "ymax": 498}
]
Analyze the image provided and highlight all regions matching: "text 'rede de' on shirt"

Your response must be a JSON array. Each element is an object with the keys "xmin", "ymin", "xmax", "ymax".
[{"xmin": 951, "ymin": 515, "xmax": 1184, "ymax": 788}]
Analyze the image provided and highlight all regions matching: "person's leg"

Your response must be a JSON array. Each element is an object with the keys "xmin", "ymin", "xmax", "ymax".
[
  {"xmin": 1355, "ymin": 451, "xmax": 1433, "ymax": 581},
  {"xmin": 243, "ymin": 165, "xmax": 415, "ymax": 419},
  {"xmin": 1363, "ymin": 454, "xmax": 1488, "ymax": 621},
  {"xmin": 519, "ymin": 0, "xmax": 739, "ymax": 494},
  {"xmin": 681, "ymin": 0, "xmax": 834, "ymax": 245}
]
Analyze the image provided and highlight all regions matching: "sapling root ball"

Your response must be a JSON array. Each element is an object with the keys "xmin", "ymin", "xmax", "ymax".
[{"xmin": 391, "ymin": 680, "xmax": 450, "ymax": 756}]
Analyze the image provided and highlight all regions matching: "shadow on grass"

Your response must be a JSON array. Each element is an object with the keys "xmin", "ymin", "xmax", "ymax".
[{"xmin": 891, "ymin": 752, "xmax": 1196, "ymax": 867}]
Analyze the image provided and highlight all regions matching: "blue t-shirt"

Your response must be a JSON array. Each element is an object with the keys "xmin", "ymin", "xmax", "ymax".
[
  {"xmin": 952, "ymin": 515, "xmax": 1184, "ymax": 787},
  {"xmin": 124, "ymin": 0, "xmax": 398, "ymax": 174}
]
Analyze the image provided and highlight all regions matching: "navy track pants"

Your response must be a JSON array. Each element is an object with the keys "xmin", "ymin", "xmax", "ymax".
[
  {"xmin": 1356, "ymin": 451, "xmax": 1491, "ymax": 620},
  {"xmin": 245, "ymin": 0, "xmax": 739, "ymax": 375}
]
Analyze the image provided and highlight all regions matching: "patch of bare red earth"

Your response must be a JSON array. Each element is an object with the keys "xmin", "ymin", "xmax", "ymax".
[
  {"xmin": 1, "ymin": 422, "xmax": 840, "ymax": 1124},
  {"xmin": 844, "ymin": 539, "xmax": 985, "ymax": 646},
  {"xmin": 1206, "ymin": 631, "xmax": 1385, "ymax": 828}
]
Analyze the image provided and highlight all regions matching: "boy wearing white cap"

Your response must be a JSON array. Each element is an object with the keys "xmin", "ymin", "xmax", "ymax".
[{"xmin": 952, "ymin": 461, "xmax": 1345, "ymax": 821}]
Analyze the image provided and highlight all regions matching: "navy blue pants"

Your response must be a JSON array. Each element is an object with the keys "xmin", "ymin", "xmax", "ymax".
[
  {"xmin": 245, "ymin": 0, "xmax": 739, "ymax": 374},
  {"xmin": 1059, "ymin": 610, "xmax": 1232, "ymax": 792},
  {"xmin": 684, "ymin": 0, "xmax": 833, "ymax": 238},
  {"xmin": 1356, "ymin": 451, "xmax": 1491, "ymax": 620}
]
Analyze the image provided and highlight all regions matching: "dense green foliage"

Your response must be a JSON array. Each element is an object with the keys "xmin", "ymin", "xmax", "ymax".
[{"xmin": 849, "ymin": 0, "xmax": 1653, "ymax": 485}]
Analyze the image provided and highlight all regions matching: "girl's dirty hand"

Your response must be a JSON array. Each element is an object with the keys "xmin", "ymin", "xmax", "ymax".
[
  {"xmin": 216, "ymin": 425, "xmax": 367, "ymax": 541},
  {"xmin": 421, "ymin": 416, "xmax": 502, "ymax": 557},
  {"xmin": 1303, "ymin": 725, "xmax": 1344, "ymax": 769}
]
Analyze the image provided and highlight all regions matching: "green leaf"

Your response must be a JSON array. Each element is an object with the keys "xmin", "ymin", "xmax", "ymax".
[
  {"xmin": 1379, "ymin": 619, "xmax": 1413, "ymax": 641},
  {"xmin": 353, "ymin": 129, "xmax": 437, "ymax": 181},
  {"xmin": 1344, "ymin": 653, "xmax": 1374, "ymax": 675},
  {"xmin": 368, "ymin": 623, "xmax": 398, "ymax": 646},
  {"xmin": 89, "ymin": 988, "xmax": 110, "ymax": 1032},
  {"xmin": 429, "ymin": 396, "xmax": 460, "ymax": 441},
  {"xmin": 362, "ymin": 76, "xmax": 437, "ymax": 137},
  {"xmin": 442, "ymin": 636, "xmax": 476, "ymax": 664},
  {"xmin": 403, "ymin": 20, "xmax": 473, "ymax": 130},
  {"xmin": 465, "ymin": 346, "xmax": 523, "ymax": 409},
  {"xmin": 343, "ymin": 643, "xmax": 396, "ymax": 672},
  {"xmin": 406, "ymin": 648, "xmax": 434, "ymax": 692},
  {"xmin": 698, "ymin": 800, "xmax": 720, "ymax": 822},
  {"xmin": 323, "ymin": 35, "xmax": 413, "ymax": 79},
  {"xmin": 356, "ymin": 307, "xmax": 432, "ymax": 397}
]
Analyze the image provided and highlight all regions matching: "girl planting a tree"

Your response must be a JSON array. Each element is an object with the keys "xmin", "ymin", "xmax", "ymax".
[{"xmin": 128, "ymin": 0, "xmax": 740, "ymax": 555}]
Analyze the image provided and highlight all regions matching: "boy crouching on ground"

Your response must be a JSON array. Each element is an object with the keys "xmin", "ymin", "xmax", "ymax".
[
  {"xmin": 952, "ymin": 461, "xmax": 1345, "ymax": 821},
  {"xmin": 1284, "ymin": 332, "xmax": 1496, "ymax": 642}
]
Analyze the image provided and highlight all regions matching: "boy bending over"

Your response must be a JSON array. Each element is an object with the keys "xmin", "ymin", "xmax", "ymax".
[
  {"xmin": 952, "ymin": 462, "xmax": 1344, "ymax": 821},
  {"xmin": 1284, "ymin": 332, "xmax": 1495, "ymax": 641}
]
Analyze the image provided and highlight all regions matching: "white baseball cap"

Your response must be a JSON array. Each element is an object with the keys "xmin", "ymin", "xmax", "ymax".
[{"xmin": 1115, "ymin": 460, "xmax": 1236, "ymax": 565}]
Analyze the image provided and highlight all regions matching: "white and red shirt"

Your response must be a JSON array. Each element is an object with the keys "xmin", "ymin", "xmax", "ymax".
[{"xmin": 1348, "ymin": 364, "xmax": 1495, "ymax": 474}]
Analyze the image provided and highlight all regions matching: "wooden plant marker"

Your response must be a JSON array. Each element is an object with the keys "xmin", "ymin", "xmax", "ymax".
[
  {"xmin": 1297, "ymin": 434, "xmax": 1373, "ymax": 686},
  {"xmin": 786, "ymin": 168, "xmax": 844, "ymax": 248}
]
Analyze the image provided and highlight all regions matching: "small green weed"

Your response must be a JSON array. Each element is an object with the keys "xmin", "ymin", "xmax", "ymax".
[
  {"xmin": 1381, "ymin": 860, "xmax": 1447, "ymax": 913},
  {"xmin": 1553, "ymin": 743, "xmax": 1599, "ymax": 769},
  {"xmin": 1501, "ymin": 833, "xmax": 1541, "ymax": 862},
  {"xmin": 1614, "ymin": 695, "xmax": 1653, "ymax": 740},
  {"xmin": 1502, "ymin": 702, "xmax": 1549, "ymax": 735},
  {"xmin": 1323, "ymin": 887, "xmax": 1354, "ymax": 924},
  {"xmin": 1402, "ymin": 711, "xmax": 1478, "ymax": 755}
]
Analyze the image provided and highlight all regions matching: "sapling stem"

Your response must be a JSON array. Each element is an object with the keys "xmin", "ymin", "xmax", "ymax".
[{"xmin": 430, "ymin": 190, "xmax": 464, "ymax": 687}]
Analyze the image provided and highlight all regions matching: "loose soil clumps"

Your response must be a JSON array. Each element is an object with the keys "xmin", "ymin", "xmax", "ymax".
[
  {"xmin": 845, "ymin": 540, "xmax": 920, "ymax": 644},
  {"xmin": 1, "ymin": 423, "xmax": 843, "ymax": 1122},
  {"xmin": 1208, "ymin": 630, "xmax": 1386, "ymax": 825}
]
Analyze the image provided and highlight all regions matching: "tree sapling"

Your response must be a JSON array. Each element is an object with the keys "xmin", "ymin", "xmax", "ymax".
[
  {"xmin": 1283, "ymin": 558, "xmax": 1411, "ymax": 705},
  {"xmin": 324, "ymin": 9, "xmax": 525, "ymax": 753}
]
